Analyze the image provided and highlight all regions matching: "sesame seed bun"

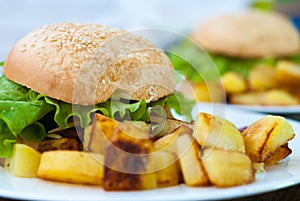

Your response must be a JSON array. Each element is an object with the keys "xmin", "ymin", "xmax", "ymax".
[
  {"xmin": 191, "ymin": 11, "xmax": 300, "ymax": 58},
  {"xmin": 3, "ymin": 23, "xmax": 175, "ymax": 105}
]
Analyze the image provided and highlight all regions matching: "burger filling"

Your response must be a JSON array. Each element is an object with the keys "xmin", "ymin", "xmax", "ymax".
[{"xmin": 0, "ymin": 62, "xmax": 195, "ymax": 158}]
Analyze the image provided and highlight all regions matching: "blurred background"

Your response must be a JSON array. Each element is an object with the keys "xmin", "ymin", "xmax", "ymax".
[{"xmin": 0, "ymin": 0, "xmax": 299, "ymax": 61}]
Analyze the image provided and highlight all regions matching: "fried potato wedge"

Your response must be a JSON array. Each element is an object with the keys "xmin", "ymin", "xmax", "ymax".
[
  {"xmin": 152, "ymin": 118, "xmax": 193, "ymax": 138},
  {"xmin": 37, "ymin": 150, "xmax": 104, "ymax": 185},
  {"xmin": 242, "ymin": 115, "xmax": 294, "ymax": 162},
  {"xmin": 193, "ymin": 113, "xmax": 245, "ymax": 153},
  {"xmin": 104, "ymin": 124, "xmax": 156, "ymax": 191},
  {"xmin": 154, "ymin": 125, "xmax": 192, "ymax": 154},
  {"xmin": 202, "ymin": 148, "xmax": 254, "ymax": 187},
  {"xmin": 176, "ymin": 134, "xmax": 208, "ymax": 186},
  {"xmin": 191, "ymin": 82, "xmax": 225, "ymax": 102},
  {"xmin": 4, "ymin": 144, "xmax": 41, "ymax": 178},
  {"xmin": 84, "ymin": 113, "xmax": 118, "ymax": 154},
  {"xmin": 264, "ymin": 144, "xmax": 292, "ymax": 166},
  {"xmin": 222, "ymin": 72, "xmax": 247, "ymax": 94},
  {"xmin": 275, "ymin": 60, "xmax": 300, "ymax": 88},
  {"xmin": 230, "ymin": 90, "xmax": 298, "ymax": 105},
  {"xmin": 154, "ymin": 132, "xmax": 178, "ymax": 153},
  {"xmin": 154, "ymin": 151, "xmax": 179, "ymax": 187},
  {"xmin": 248, "ymin": 65, "xmax": 277, "ymax": 91}
]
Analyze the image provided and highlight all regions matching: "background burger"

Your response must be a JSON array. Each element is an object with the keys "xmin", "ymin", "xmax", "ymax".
[
  {"xmin": 0, "ymin": 22, "xmax": 194, "ymax": 158},
  {"xmin": 169, "ymin": 11, "xmax": 300, "ymax": 105}
]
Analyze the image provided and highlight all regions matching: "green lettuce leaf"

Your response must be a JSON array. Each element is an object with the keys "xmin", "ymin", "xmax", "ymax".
[
  {"xmin": 0, "ymin": 62, "xmax": 4, "ymax": 66},
  {"xmin": 168, "ymin": 39, "xmax": 300, "ymax": 82},
  {"xmin": 166, "ymin": 92, "xmax": 195, "ymax": 122},
  {"xmin": 287, "ymin": 53, "xmax": 300, "ymax": 64},
  {"xmin": 167, "ymin": 39, "xmax": 218, "ymax": 82},
  {"xmin": 0, "ymin": 120, "xmax": 17, "ymax": 158}
]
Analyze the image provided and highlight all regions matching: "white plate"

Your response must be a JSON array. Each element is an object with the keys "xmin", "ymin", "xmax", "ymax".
[
  {"xmin": 1, "ymin": 103, "xmax": 300, "ymax": 201},
  {"xmin": 228, "ymin": 104, "xmax": 300, "ymax": 114}
]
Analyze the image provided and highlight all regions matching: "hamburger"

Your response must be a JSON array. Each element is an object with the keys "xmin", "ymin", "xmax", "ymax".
[
  {"xmin": 169, "ymin": 11, "xmax": 300, "ymax": 105},
  {"xmin": 0, "ymin": 22, "xmax": 194, "ymax": 158}
]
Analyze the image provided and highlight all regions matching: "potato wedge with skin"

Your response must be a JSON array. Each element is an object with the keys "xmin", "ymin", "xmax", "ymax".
[
  {"xmin": 275, "ymin": 60, "xmax": 300, "ymax": 88},
  {"xmin": 242, "ymin": 116, "xmax": 275, "ymax": 162},
  {"xmin": 248, "ymin": 65, "xmax": 278, "ymax": 91},
  {"xmin": 154, "ymin": 151, "xmax": 179, "ymax": 187},
  {"xmin": 193, "ymin": 113, "xmax": 245, "ymax": 153},
  {"xmin": 154, "ymin": 125, "xmax": 192, "ymax": 154},
  {"xmin": 104, "ymin": 124, "xmax": 156, "ymax": 191},
  {"xmin": 222, "ymin": 72, "xmax": 247, "ymax": 94},
  {"xmin": 264, "ymin": 144, "xmax": 292, "ymax": 166},
  {"xmin": 242, "ymin": 115, "xmax": 295, "ymax": 162},
  {"xmin": 84, "ymin": 113, "xmax": 118, "ymax": 154},
  {"xmin": 176, "ymin": 134, "xmax": 208, "ymax": 186},
  {"xmin": 262, "ymin": 117, "xmax": 294, "ymax": 160},
  {"xmin": 152, "ymin": 118, "xmax": 193, "ymax": 138},
  {"xmin": 230, "ymin": 90, "xmax": 298, "ymax": 105},
  {"xmin": 261, "ymin": 90, "xmax": 298, "ymax": 105},
  {"xmin": 191, "ymin": 82, "xmax": 225, "ymax": 102},
  {"xmin": 4, "ymin": 144, "xmax": 41, "ymax": 178},
  {"xmin": 202, "ymin": 148, "xmax": 254, "ymax": 187},
  {"xmin": 37, "ymin": 151, "xmax": 104, "ymax": 185},
  {"xmin": 154, "ymin": 132, "xmax": 178, "ymax": 154}
]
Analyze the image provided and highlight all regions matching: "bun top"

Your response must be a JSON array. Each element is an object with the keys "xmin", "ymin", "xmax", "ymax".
[
  {"xmin": 3, "ymin": 23, "xmax": 175, "ymax": 105},
  {"xmin": 191, "ymin": 11, "xmax": 299, "ymax": 58}
]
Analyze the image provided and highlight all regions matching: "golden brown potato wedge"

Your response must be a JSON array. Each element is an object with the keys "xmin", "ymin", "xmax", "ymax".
[
  {"xmin": 222, "ymin": 72, "xmax": 247, "ymax": 94},
  {"xmin": 84, "ymin": 113, "xmax": 118, "ymax": 154},
  {"xmin": 4, "ymin": 144, "xmax": 41, "ymax": 178},
  {"xmin": 103, "ymin": 124, "xmax": 156, "ymax": 191},
  {"xmin": 248, "ymin": 65, "xmax": 278, "ymax": 91},
  {"xmin": 154, "ymin": 132, "xmax": 178, "ymax": 154},
  {"xmin": 191, "ymin": 82, "xmax": 225, "ymax": 102},
  {"xmin": 242, "ymin": 115, "xmax": 295, "ymax": 162},
  {"xmin": 264, "ymin": 144, "xmax": 292, "ymax": 166},
  {"xmin": 230, "ymin": 90, "xmax": 298, "ymax": 105},
  {"xmin": 37, "ymin": 150, "xmax": 104, "ymax": 185},
  {"xmin": 275, "ymin": 60, "xmax": 300, "ymax": 88},
  {"xmin": 201, "ymin": 148, "xmax": 254, "ymax": 187},
  {"xmin": 176, "ymin": 133, "xmax": 208, "ymax": 186},
  {"xmin": 193, "ymin": 113, "xmax": 245, "ymax": 153},
  {"xmin": 152, "ymin": 118, "xmax": 193, "ymax": 138},
  {"xmin": 154, "ymin": 125, "xmax": 192, "ymax": 154},
  {"xmin": 154, "ymin": 151, "xmax": 179, "ymax": 187}
]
